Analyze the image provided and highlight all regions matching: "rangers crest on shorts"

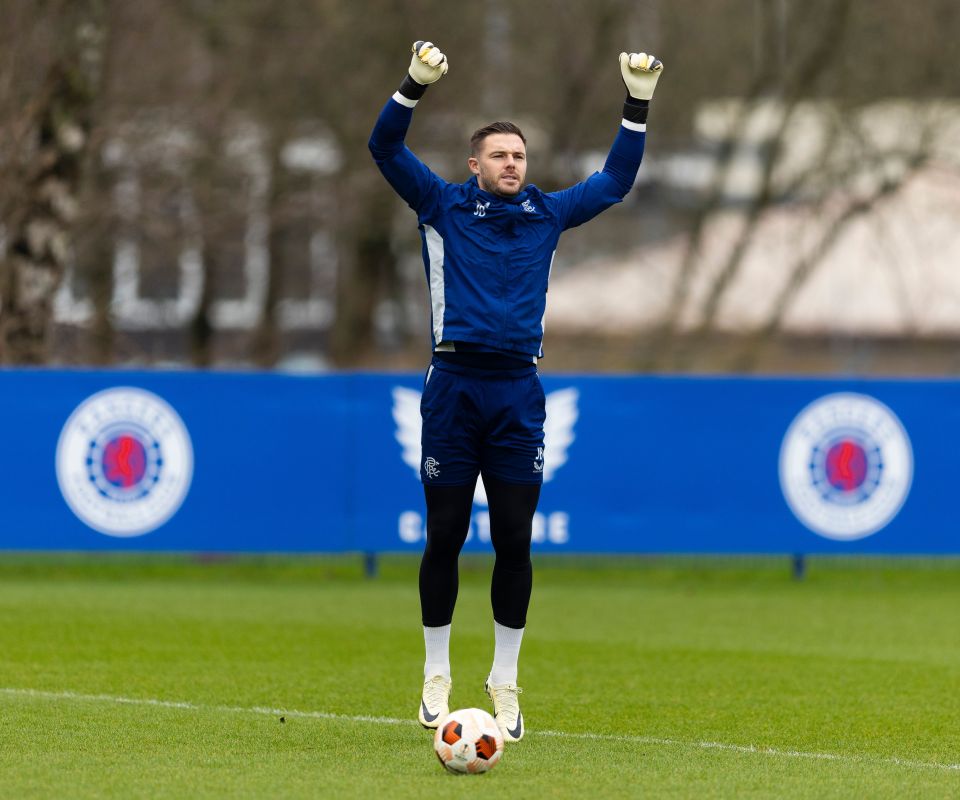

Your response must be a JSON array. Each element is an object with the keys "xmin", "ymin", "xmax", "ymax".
[
  {"xmin": 779, "ymin": 392, "xmax": 913, "ymax": 541},
  {"xmin": 56, "ymin": 387, "xmax": 194, "ymax": 537}
]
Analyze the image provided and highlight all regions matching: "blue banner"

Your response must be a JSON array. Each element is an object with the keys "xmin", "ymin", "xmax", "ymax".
[{"xmin": 0, "ymin": 370, "xmax": 955, "ymax": 554}]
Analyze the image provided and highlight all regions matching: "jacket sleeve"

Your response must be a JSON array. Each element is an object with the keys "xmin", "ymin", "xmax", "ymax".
[
  {"xmin": 548, "ymin": 125, "xmax": 646, "ymax": 231},
  {"xmin": 368, "ymin": 96, "xmax": 445, "ymax": 218}
]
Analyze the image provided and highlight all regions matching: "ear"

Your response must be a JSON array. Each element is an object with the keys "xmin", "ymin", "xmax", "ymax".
[{"xmin": 467, "ymin": 156, "xmax": 480, "ymax": 175}]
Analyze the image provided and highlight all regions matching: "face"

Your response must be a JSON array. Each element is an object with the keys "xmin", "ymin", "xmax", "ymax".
[{"xmin": 468, "ymin": 133, "xmax": 527, "ymax": 197}]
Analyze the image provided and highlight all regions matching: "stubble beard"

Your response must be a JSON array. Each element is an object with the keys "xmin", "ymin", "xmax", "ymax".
[{"xmin": 479, "ymin": 167, "xmax": 522, "ymax": 198}]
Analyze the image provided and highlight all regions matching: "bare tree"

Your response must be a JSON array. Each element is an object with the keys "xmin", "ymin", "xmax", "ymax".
[{"xmin": 0, "ymin": 0, "xmax": 107, "ymax": 364}]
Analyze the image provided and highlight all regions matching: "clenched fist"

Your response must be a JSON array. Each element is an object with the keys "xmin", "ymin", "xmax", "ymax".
[
  {"xmin": 409, "ymin": 41, "xmax": 449, "ymax": 85},
  {"xmin": 619, "ymin": 52, "xmax": 663, "ymax": 101}
]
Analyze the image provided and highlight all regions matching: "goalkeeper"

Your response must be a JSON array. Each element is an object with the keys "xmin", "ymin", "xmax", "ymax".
[{"xmin": 369, "ymin": 41, "xmax": 663, "ymax": 742}]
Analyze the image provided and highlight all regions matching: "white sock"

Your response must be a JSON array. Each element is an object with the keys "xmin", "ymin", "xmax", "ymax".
[
  {"xmin": 489, "ymin": 621, "xmax": 524, "ymax": 686},
  {"xmin": 423, "ymin": 624, "xmax": 451, "ymax": 679}
]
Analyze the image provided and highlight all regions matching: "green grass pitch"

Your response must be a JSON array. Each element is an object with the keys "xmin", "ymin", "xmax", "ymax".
[{"xmin": 0, "ymin": 554, "xmax": 958, "ymax": 798}]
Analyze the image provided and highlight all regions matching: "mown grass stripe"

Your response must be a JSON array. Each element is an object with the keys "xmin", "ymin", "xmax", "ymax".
[{"xmin": 3, "ymin": 686, "xmax": 958, "ymax": 774}]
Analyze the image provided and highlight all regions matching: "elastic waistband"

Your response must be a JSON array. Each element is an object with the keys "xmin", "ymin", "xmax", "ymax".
[
  {"xmin": 433, "ymin": 350, "xmax": 533, "ymax": 370},
  {"xmin": 429, "ymin": 355, "xmax": 538, "ymax": 380}
]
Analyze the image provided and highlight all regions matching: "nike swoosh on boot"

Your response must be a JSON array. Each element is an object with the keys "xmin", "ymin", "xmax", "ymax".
[{"xmin": 420, "ymin": 700, "xmax": 439, "ymax": 723}]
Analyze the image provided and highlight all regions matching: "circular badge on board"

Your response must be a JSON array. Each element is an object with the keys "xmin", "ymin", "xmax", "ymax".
[
  {"xmin": 778, "ymin": 392, "xmax": 912, "ymax": 541},
  {"xmin": 56, "ymin": 387, "xmax": 194, "ymax": 537}
]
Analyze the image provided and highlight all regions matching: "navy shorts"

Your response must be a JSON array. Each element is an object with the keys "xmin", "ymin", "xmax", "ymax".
[{"xmin": 420, "ymin": 357, "xmax": 546, "ymax": 486}]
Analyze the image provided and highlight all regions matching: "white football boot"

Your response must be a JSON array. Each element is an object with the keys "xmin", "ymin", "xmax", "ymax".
[
  {"xmin": 418, "ymin": 675, "xmax": 452, "ymax": 729},
  {"xmin": 484, "ymin": 679, "xmax": 524, "ymax": 742}
]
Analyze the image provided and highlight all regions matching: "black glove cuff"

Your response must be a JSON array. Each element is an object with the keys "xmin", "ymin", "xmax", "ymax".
[
  {"xmin": 623, "ymin": 96, "xmax": 649, "ymax": 125},
  {"xmin": 398, "ymin": 74, "xmax": 428, "ymax": 102}
]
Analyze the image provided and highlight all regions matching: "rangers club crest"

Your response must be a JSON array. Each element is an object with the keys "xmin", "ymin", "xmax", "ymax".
[
  {"xmin": 56, "ymin": 387, "xmax": 194, "ymax": 537},
  {"xmin": 779, "ymin": 392, "xmax": 913, "ymax": 541}
]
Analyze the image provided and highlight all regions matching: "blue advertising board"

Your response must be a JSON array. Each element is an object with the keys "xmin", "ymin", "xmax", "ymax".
[{"xmin": 0, "ymin": 369, "xmax": 956, "ymax": 554}]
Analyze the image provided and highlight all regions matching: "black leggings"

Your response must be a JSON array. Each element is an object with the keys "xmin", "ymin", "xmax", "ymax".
[{"xmin": 419, "ymin": 475, "xmax": 541, "ymax": 629}]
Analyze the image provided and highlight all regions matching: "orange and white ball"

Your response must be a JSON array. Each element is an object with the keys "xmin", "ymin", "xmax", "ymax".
[{"xmin": 433, "ymin": 708, "xmax": 504, "ymax": 774}]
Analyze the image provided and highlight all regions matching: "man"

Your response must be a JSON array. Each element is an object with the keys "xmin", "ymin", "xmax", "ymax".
[{"xmin": 369, "ymin": 40, "xmax": 662, "ymax": 742}]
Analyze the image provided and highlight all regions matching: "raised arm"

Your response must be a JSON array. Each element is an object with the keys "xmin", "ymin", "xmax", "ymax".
[
  {"xmin": 552, "ymin": 51, "xmax": 664, "ymax": 230},
  {"xmin": 368, "ymin": 41, "xmax": 450, "ymax": 215}
]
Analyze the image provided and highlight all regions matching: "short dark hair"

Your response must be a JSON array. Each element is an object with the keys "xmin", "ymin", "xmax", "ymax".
[{"xmin": 470, "ymin": 121, "xmax": 527, "ymax": 154}]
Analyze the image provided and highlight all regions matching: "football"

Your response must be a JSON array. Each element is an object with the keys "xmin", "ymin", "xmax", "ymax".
[{"xmin": 433, "ymin": 708, "xmax": 504, "ymax": 774}]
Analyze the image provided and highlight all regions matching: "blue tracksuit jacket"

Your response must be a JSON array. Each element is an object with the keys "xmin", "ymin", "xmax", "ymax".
[{"xmin": 369, "ymin": 96, "xmax": 646, "ymax": 358}]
